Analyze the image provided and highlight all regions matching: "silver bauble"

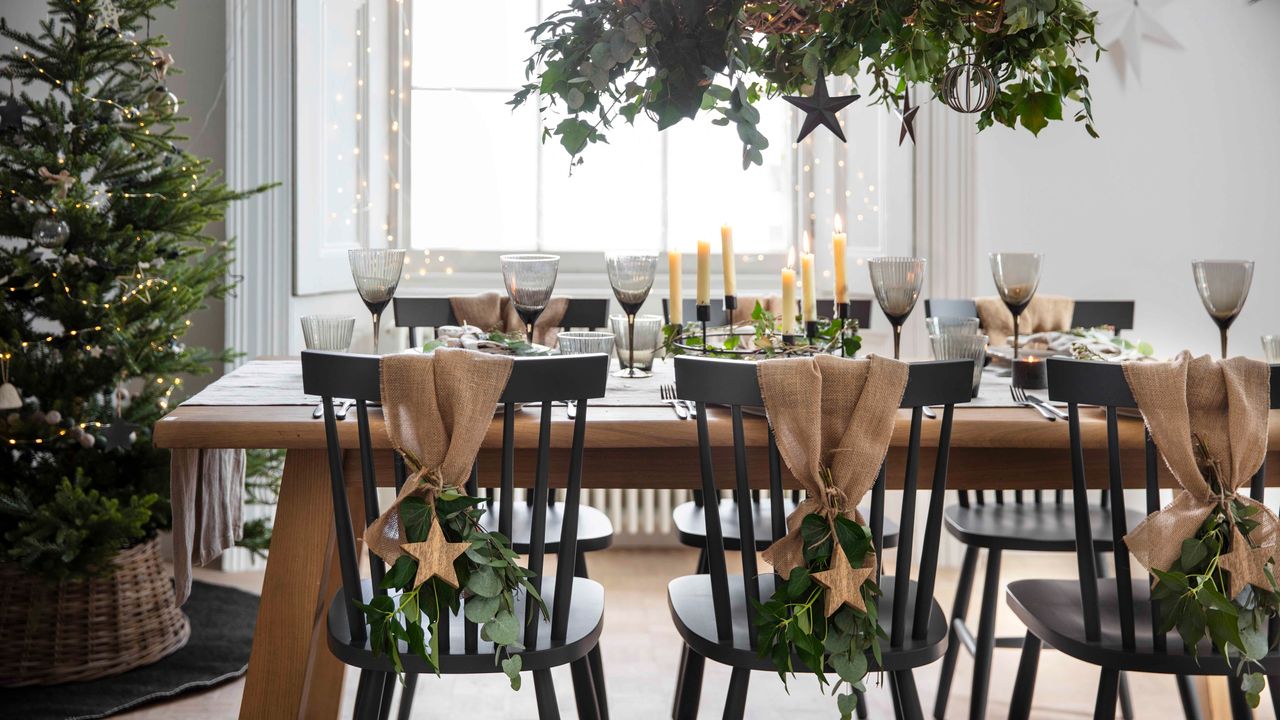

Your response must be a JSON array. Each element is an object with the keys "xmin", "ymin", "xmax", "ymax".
[
  {"xmin": 32, "ymin": 216, "xmax": 70, "ymax": 248},
  {"xmin": 79, "ymin": 432, "xmax": 96, "ymax": 448},
  {"xmin": 147, "ymin": 87, "xmax": 179, "ymax": 116}
]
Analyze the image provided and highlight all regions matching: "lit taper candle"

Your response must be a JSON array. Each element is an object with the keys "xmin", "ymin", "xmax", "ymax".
[
  {"xmin": 781, "ymin": 246, "xmax": 797, "ymax": 336},
  {"xmin": 833, "ymin": 214, "xmax": 848, "ymax": 304},
  {"xmin": 801, "ymin": 232, "xmax": 817, "ymax": 322}
]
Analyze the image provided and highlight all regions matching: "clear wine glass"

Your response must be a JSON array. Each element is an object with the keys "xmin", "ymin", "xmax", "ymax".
[
  {"xmin": 1193, "ymin": 260, "xmax": 1253, "ymax": 358},
  {"xmin": 868, "ymin": 257, "xmax": 927, "ymax": 359},
  {"xmin": 501, "ymin": 254, "xmax": 560, "ymax": 344},
  {"xmin": 605, "ymin": 252, "xmax": 658, "ymax": 378},
  {"xmin": 989, "ymin": 252, "xmax": 1043, "ymax": 360},
  {"xmin": 348, "ymin": 249, "xmax": 406, "ymax": 354}
]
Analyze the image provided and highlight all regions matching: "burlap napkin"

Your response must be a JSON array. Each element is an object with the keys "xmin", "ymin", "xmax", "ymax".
[
  {"xmin": 756, "ymin": 354, "xmax": 909, "ymax": 579},
  {"xmin": 364, "ymin": 348, "xmax": 513, "ymax": 566},
  {"xmin": 448, "ymin": 292, "xmax": 568, "ymax": 347},
  {"xmin": 975, "ymin": 294, "xmax": 1074, "ymax": 346},
  {"xmin": 1123, "ymin": 352, "xmax": 1277, "ymax": 577}
]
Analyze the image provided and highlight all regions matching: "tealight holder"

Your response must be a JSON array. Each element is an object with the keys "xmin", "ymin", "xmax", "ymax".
[{"xmin": 1012, "ymin": 356, "xmax": 1048, "ymax": 390}]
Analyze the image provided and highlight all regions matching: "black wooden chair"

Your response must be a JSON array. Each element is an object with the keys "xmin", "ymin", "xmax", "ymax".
[
  {"xmin": 669, "ymin": 355, "xmax": 972, "ymax": 720},
  {"xmin": 926, "ymin": 297, "xmax": 1156, "ymax": 720},
  {"xmin": 394, "ymin": 296, "xmax": 612, "ymax": 347},
  {"xmin": 662, "ymin": 297, "xmax": 873, "ymax": 330},
  {"xmin": 922, "ymin": 298, "xmax": 1136, "ymax": 336},
  {"xmin": 302, "ymin": 350, "xmax": 611, "ymax": 719},
  {"xmin": 1006, "ymin": 358, "xmax": 1280, "ymax": 720}
]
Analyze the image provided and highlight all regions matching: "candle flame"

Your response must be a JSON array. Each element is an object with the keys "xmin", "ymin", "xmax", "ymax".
[
  {"xmin": 834, "ymin": 214, "xmax": 844, "ymax": 234},
  {"xmin": 786, "ymin": 245, "xmax": 796, "ymax": 269}
]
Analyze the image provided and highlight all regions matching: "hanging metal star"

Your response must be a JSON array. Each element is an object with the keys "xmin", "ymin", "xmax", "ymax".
[
  {"xmin": 783, "ymin": 70, "xmax": 859, "ymax": 144},
  {"xmin": 0, "ymin": 95, "xmax": 27, "ymax": 133},
  {"xmin": 99, "ymin": 420, "xmax": 140, "ymax": 450},
  {"xmin": 897, "ymin": 90, "xmax": 920, "ymax": 146}
]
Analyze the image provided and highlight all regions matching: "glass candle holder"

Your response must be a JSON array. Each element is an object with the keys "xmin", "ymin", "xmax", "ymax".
[
  {"xmin": 1262, "ymin": 335, "xmax": 1280, "ymax": 364},
  {"xmin": 609, "ymin": 314, "xmax": 662, "ymax": 372},
  {"xmin": 557, "ymin": 331, "xmax": 616, "ymax": 356},
  {"xmin": 926, "ymin": 316, "xmax": 981, "ymax": 337},
  {"xmin": 930, "ymin": 333, "xmax": 988, "ymax": 397}
]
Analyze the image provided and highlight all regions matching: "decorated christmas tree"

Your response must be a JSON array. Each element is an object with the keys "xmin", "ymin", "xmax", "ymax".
[{"xmin": 0, "ymin": 0, "xmax": 263, "ymax": 581}]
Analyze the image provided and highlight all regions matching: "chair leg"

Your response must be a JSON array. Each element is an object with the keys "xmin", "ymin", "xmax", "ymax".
[
  {"xmin": 353, "ymin": 670, "xmax": 382, "ymax": 720},
  {"xmin": 722, "ymin": 668, "xmax": 750, "ymax": 720},
  {"xmin": 588, "ymin": 645, "xmax": 610, "ymax": 720},
  {"xmin": 890, "ymin": 672, "xmax": 904, "ymax": 719},
  {"xmin": 894, "ymin": 671, "xmax": 925, "ymax": 720},
  {"xmin": 672, "ymin": 549, "xmax": 709, "ymax": 720},
  {"xmin": 1176, "ymin": 675, "xmax": 1204, "ymax": 720},
  {"xmin": 1269, "ymin": 676, "xmax": 1280, "ymax": 720},
  {"xmin": 934, "ymin": 545, "xmax": 980, "ymax": 720},
  {"xmin": 1094, "ymin": 668, "xmax": 1120, "ymax": 720},
  {"xmin": 1227, "ymin": 679, "xmax": 1254, "ymax": 720},
  {"xmin": 1008, "ymin": 631, "xmax": 1042, "ymax": 720},
  {"xmin": 397, "ymin": 673, "xmax": 418, "ymax": 720},
  {"xmin": 855, "ymin": 688, "xmax": 868, "ymax": 719},
  {"xmin": 570, "ymin": 656, "xmax": 601, "ymax": 720},
  {"xmin": 969, "ymin": 548, "xmax": 1003, "ymax": 720},
  {"xmin": 534, "ymin": 668, "xmax": 561, "ymax": 719},
  {"xmin": 1117, "ymin": 673, "xmax": 1136, "ymax": 720}
]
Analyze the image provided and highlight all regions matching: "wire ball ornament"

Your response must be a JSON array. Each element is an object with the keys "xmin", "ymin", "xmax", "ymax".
[{"xmin": 941, "ymin": 61, "xmax": 998, "ymax": 114}]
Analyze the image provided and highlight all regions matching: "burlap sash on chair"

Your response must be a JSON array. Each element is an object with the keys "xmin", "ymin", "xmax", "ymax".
[
  {"xmin": 975, "ymin": 294, "xmax": 1074, "ymax": 346},
  {"xmin": 756, "ymin": 354, "xmax": 909, "ymax": 581},
  {"xmin": 1122, "ymin": 352, "xmax": 1277, "ymax": 581},
  {"xmin": 364, "ymin": 349, "xmax": 514, "ymax": 566},
  {"xmin": 448, "ymin": 292, "xmax": 568, "ymax": 346}
]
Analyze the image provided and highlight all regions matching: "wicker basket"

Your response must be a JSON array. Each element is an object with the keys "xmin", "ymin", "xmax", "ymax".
[
  {"xmin": 741, "ymin": 1, "xmax": 843, "ymax": 35},
  {"xmin": 0, "ymin": 536, "xmax": 190, "ymax": 686}
]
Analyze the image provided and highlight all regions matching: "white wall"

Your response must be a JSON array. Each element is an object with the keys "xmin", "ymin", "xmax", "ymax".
[{"xmin": 973, "ymin": 1, "xmax": 1280, "ymax": 359}]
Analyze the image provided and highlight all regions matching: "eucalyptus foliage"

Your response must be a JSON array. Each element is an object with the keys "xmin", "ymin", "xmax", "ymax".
[
  {"xmin": 663, "ymin": 300, "xmax": 861, "ymax": 358},
  {"xmin": 512, "ymin": 0, "xmax": 1099, "ymax": 169}
]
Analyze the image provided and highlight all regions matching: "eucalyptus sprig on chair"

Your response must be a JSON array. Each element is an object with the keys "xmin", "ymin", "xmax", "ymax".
[{"xmin": 355, "ymin": 455, "xmax": 548, "ymax": 690}]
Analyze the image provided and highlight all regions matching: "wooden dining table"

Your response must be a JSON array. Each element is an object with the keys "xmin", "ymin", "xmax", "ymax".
[{"xmin": 152, "ymin": 358, "xmax": 1280, "ymax": 720}]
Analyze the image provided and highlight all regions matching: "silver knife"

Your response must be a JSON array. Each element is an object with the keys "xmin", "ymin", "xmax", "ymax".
[{"xmin": 1024, "ymin": 393, "xmax": 1068, "ymax": 420}]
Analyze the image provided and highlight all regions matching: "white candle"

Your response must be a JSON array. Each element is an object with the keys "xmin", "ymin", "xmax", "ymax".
[
  {"xmin": 781, "ymin": 256, "xmax": 796, "ymax": 336},
  {"xmin": 696, "ymin": 240, "xmax": 711, "ymax": 305},
  {"xmin": 832, "ymin": 215, "xmax": 848, "ymax": 305},
  {"xmin": 801, "ymin": 233, "xmax": 817, "ymax": 323},
  {"xmin": 720, "ymin": 224, "xmax": 736, "ymax": 297},
  {"xmin": 668, "ymin": 250, "xmax": 683, "ymax": 324}
]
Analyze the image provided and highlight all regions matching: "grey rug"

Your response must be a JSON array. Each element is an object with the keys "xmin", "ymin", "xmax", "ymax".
[{"xmin": 0, "ymin": 580, "xmax": 257, "ymax": 720}]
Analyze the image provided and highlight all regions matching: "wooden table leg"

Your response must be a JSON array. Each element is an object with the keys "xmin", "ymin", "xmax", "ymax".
[{"xmin": 240, "ymin": 449, "xmax": 346, "ymax": 720}]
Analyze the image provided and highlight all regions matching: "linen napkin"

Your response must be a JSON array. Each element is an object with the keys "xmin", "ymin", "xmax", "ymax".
[{"xmin": 170, "ymin": 448, "xmax": 245, "ymax": 605}]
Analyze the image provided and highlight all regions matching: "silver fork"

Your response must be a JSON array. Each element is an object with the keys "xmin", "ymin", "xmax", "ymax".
[
  {"xmin": 1011, "ymin": 385, "xmax": 1055, "ymax": 421},
  {"xmin": 660, "ymin": 384, "xmax": 689, "ymax": 420},
  {"xmin": 1024, "ymin": 391, "xmax": 1068, "ymax": 420}
]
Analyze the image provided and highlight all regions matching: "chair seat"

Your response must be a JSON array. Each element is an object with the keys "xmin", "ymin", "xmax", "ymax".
[
  {"xmin": 479, "ymin": 502, "xmax": 614, "ymax": 554},
  {"xmin": 673, "ymin": 499, "xmax": 900, "ymax": 551},
  {"xmin": 943, "ymin": 502, "xmax": 1146, "ymax": 552},
  {"xmin": 328, "ymin": 577, "xmax": 604, "ymax": 674},
  {"xmin": 1007, "ymin": 578, "xmax": 1280, "ymax": 675},
  {"xmin": 667, "ymin": 573, "xmax": 947, "ymax": 672}
]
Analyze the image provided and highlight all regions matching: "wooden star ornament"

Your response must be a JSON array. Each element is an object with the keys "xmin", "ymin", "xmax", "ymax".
[
  {"xmin": 783, "ymin": 70, "xmax": 859, "ymax": 144},
  {"xmin": 811, "ymin": 545, "xmax": 877, "ymax": 616},
  {"xmin": 1218, "ymin": 529, "xmax": 1277, "ymax": 599},
  {"xmin": 401, "ymin": 517, "xmax": 471, "ymax": 589},
  {"xmin": 897, "ymin": 91, "xmax": 920, "ymax": 146}
]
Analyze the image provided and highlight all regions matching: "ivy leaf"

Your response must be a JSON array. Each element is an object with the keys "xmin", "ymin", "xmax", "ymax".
[
  {"xmin": 400, "ymin": 497, "xmax": 432, "ymax": 543},
  {"xmin": 382, "ymin": 554, "xmax": 417, "ymax": 590},
  {"xmin": 555, "ymin": 118, "xmax": 594, "ymax": 155}
]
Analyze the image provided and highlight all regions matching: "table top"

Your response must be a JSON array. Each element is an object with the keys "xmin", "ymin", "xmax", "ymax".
[{"xmin": 153, "ymin": 358, "xmax": 1280, "ymax": 452}]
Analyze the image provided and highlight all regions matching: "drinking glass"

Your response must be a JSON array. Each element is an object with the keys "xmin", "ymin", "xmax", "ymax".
[
  {"xmin": 605, "ymin": 252, "xmax": 659, "ymax": 378},
  {"xmin": 1192, "ymin": 260, "xmax": 1254, "ymax": 358},
  {"xmin": 348, "ymin": 249, "xmax": 406, "ymax": 354},
  {"xmin": 301, "ymin": 315, "xmax": 356, "ymax": 352},
  {"xmin": 925, "ymin": 316, "xmax": 981, "ymax": 337},
  {"xmin": 610, "ymin": 315, "xmax": 661, "ymax": 373},
  {"xmin": 931, "ymin": 333, "xmax": 988, "ymax": 398},
  {"xmin": 1263, "ymin": 335, "xmax": 1280, "ymax": 364},
  {"xmin": 557, "ymin": 331, "xmax": 615, "ymax": 356},
  {"xmin": 500, "ymin": 254, "xmax": 560, "ymax": 344},
  {"xmin": 868, "ymin": 257, "xmax": 927, "ymax": 359},
  {"xmin": 989, "ymin": 252, "xmax": 1043, "ymax": 360}
]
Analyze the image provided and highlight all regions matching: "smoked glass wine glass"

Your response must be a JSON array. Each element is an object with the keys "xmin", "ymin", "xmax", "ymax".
[
  {"xmin": 868, "ymin": 257, "xmax": 927, "ymax": 359},
  {"xmin": 500, "ymin": 254, "xmax": 560, "ymax": 344},
  {"xmin": 989, "ymin": 252, "xmax": 1043, "ymax": 360},
  {"xmin": 605, "ymin": 252, "xmax": 658, "ymax": 378},
  {"xmin": 348, "ymin": 248, "xmax": 406, "ymax": 354},
  {"xmin": 1193, "ymin": 259, "xmax": 1254, "ymax": 358}
]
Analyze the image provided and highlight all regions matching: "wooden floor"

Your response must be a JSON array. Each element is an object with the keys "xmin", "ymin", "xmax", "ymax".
[{"xmin": 122, "ymin": 549, "xmax": 1278, "ymax": 719}]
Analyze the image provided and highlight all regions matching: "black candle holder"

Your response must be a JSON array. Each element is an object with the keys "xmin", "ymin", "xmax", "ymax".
[
  {"xmin": 781, "ymin": 334, "xmax": 798, "ymax": 346},
  {"xmin": 696, "ymin": 303, "xmax": 711, "ymax": 348},
  {"xmin": 724, "ymin": 294, "xmax": 737, "ymax": 333},
  {"xmin": 836, "ymin": 302, "xmax": 850, "ymax": 356},
  {"xmin": 805, "ymin": 320, "xmax": 819, "ymax": 341}
]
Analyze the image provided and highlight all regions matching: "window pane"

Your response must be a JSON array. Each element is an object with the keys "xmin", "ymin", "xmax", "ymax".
[
  {"xmin": 666, "ymin": 104, "xmax": 793, "ymax": 255},
  {"xmin": 409, "ymin": 90, "xmax": 537, "ymax": 252},
  {"xmin": 412, "ymin": 0, "xmax": 538, "ymax": 90},
  {"xmin": 539, "ymin": 124, "xmax": 664, "ymax": 254}
]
